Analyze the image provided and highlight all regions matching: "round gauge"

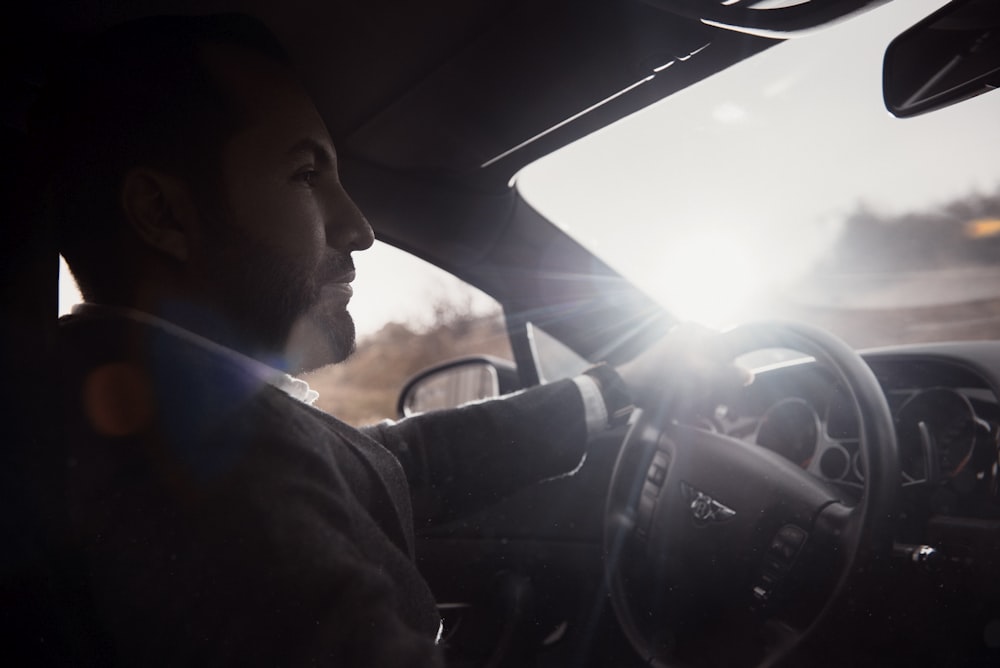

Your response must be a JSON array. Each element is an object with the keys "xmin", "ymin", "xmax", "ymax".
[
  {"xmin": 819, "ymin": 447, "xmax": 850, "ymax": 480},
  {"xmin": 756, "ymin": 398, "xmax": 820, "ymax": 468},
  {"xmin": 895, "ymin": 388, "xmax": 977, "ymax": 482}
]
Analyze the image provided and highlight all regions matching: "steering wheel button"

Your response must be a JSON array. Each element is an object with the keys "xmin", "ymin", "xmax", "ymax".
[
  {"xmin": 776, "ymin": 524, "xmax": 807, "ymax": 549},
  {"xmin": 762, "ymin": 556, "xmax": 786, "ymax": 575},
  {"xmin": 769, "ymin": 539, "xmax": 797, "ymax": 562},
  {"xmin": 636, "ymin": 494, "xmax": 656, "ymax": 535},
  {"xmin": 648, "ymin": 452, "xmax": 670, "ymax": 484},
  {"xmin": 648, "ymin": 463, "xmax": 666, "ymax": 486}
]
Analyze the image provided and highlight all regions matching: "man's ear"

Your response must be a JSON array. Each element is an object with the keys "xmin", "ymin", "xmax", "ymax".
[{"xmin": 120, "ymin": 168, "xmax": 199, "ymax": 262}]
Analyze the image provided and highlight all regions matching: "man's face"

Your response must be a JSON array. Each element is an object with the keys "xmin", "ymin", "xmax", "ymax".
[{"xmin": 194, "ymin": 45, "xmax": 374, "ymax": 370}]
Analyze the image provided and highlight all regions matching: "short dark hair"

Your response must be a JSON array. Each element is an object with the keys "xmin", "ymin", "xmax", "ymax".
[{"xmin": 29, "ymin": 13, "xmax": 290, "ymax": 303}]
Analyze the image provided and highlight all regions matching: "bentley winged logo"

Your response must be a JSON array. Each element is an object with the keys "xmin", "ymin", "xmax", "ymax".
[{"xmin": 680, "ymin": 482, "xmax": 736, "ymax": 524}]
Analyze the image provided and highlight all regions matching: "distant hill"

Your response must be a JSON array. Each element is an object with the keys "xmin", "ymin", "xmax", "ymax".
[
  {"xmin": 778, "ymin": 186, "xmax": 1000, "ymax": 347},
  {"xmin": 818, "ymin": 186, "xmax": 1000, "ymax": 274}
]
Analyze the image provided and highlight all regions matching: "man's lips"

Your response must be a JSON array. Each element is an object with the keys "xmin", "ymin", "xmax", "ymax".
[
  {"xmin": 323, "ymin": 270, "xmax": 356, "ymax": 301},
  {"xmin": 332, "ymin": 270, "xmax": 356, "ymax": 284}
]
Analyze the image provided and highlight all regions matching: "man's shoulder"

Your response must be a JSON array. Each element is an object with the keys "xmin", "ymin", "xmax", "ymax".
[{"xmin": 58, "ymin": 310, "xmax": 350, "ymax": 486}]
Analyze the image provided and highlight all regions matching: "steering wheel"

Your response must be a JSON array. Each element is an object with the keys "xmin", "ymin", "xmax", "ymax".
[{"xmin": 603, "ymin": 322, "xmax": 899, "ymax": 667}]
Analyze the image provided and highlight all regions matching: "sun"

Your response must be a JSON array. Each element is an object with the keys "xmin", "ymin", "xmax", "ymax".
[{"xmin": 643, "ymin": 233, "xmax": 767, "ymax": 329}]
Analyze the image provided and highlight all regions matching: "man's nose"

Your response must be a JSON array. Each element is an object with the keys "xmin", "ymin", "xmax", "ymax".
[{"xmin": 327, "ymin": 185, "xmax": 375, "ymax": 252}]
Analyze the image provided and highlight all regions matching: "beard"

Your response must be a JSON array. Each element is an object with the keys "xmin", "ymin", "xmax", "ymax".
[
  {"xmin": 199, "ymin": 222, "xmax": 358, "ymax": 373},
  {"xmin": 284, "ymin": 290, "xmax": 358, "ymax": 372}
]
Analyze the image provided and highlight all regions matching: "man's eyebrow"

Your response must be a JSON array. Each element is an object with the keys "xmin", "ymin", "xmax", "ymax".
[{"xmin": 286, "ymin": 138, "xmax": 336, "ymax": 166}]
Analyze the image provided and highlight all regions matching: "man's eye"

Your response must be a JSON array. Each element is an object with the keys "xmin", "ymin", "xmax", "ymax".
[{"xmin": 295, "ymin": 169, "xmax": 320, "ymax": 186}]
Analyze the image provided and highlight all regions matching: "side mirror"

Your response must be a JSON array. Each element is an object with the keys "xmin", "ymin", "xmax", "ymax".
[
  {"xmin": 397, "ymin": 356, "xmax": 519, "ymax": 418},
  {"xmin": 883, "ymin": 0, "xmax": 1000, "ymax": 118}
]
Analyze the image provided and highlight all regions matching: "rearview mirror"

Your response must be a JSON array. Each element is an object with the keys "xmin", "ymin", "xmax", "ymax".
[
  {"xmin": 883, "ymin": 0, "xmax": 1000, "ymax": 118},
  {"xmin": 397, "ymin": 356, "xmax": 519, "ymax": 417}
]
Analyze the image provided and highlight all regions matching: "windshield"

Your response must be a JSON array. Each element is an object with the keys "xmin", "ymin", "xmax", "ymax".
[{"xmin": 517, "ymin": 0, "xmax": 1000, "ymax": 350}]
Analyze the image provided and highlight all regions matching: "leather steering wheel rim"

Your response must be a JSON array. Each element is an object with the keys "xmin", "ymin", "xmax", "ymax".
[{"xmin": 603, "ymin": 321, "xmax": 899, "ymax": 668}]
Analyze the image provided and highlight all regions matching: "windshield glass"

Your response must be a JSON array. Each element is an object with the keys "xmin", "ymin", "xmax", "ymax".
[{"xmin": 517, "ymin": 0, "xmax": 1000, "ymax": 349}]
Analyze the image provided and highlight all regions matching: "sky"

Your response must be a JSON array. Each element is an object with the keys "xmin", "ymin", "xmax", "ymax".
[{"xmin": 61, "ymin": 0, "xmax": 1000, "ymax": 334}]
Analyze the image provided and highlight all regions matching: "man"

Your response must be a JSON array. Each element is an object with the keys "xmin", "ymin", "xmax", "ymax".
[{"xmin": 32, "ymin": 13, "xmax": 739, "ymax": 667}]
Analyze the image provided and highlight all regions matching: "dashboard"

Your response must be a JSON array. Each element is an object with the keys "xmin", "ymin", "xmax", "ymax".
[{"xmin": 717, "ymin": 342, "xmax": 1000, "ymax": 525}]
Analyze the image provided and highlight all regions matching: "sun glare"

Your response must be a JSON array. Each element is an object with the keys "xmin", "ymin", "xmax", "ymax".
[
  {"xmin": 651, "ymin": 234, "xmax": 762, "ymax": 329},
  {"xmin": 637, "ymin": 216, "xmax": 836, "ymax": 330}
]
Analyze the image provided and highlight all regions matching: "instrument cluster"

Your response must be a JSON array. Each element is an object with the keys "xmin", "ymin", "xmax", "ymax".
[{"xmin": 735, "ymin": 373, "xmax": 999, "ymax": 495}]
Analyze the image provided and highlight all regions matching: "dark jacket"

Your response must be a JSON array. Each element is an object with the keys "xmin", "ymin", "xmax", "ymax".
[{"xmin": 54, "ymin": 312, "xmax": 588, "ymax": 666}]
